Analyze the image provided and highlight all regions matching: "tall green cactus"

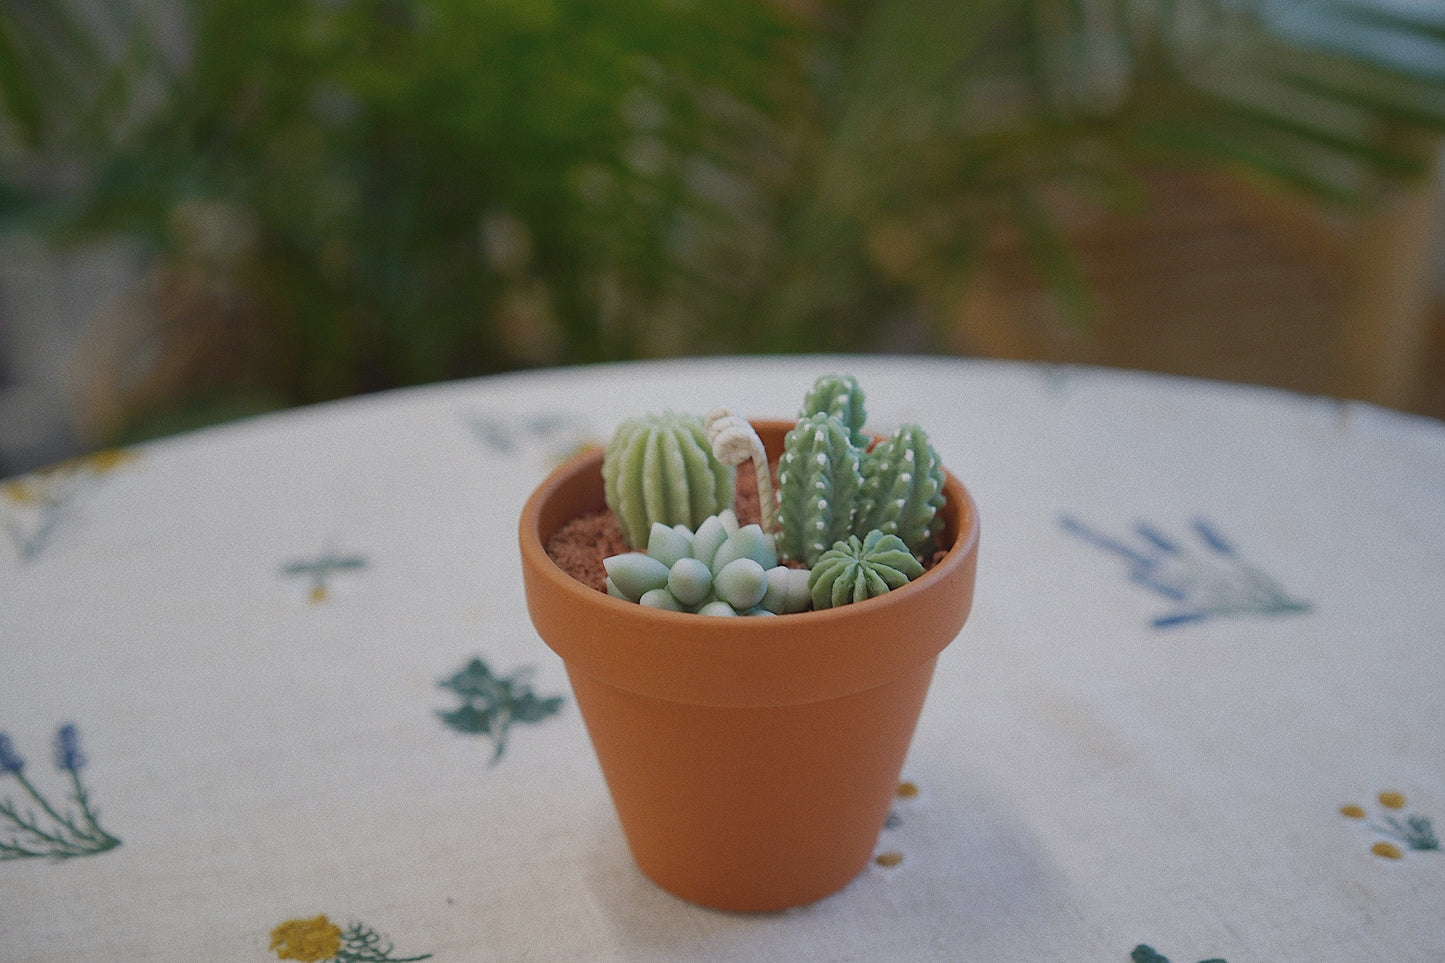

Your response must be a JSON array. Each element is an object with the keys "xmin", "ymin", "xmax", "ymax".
[
  {"xmin": 775, "ymin": 412, "xmax": 862, "ymax": 566},
  {"xmin": 855, "ymin": 423, "xmax": 946, "ymax": 557},
  {"xmin": 799, "ymin": 373, "xmax": 868, "ymax": 448},
  {"xmin": 602, "ymin": 411, "xmax": 734, "ymax": 548}
]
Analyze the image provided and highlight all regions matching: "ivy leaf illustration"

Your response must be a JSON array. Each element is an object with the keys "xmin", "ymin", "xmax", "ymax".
[
  {"xmin": 509, "ymin": 692, "xmax": 565, "ymax": 724},
  {"xmin": 436, "ymin": 657, "xmax": 564, "ymax": 764},
  {"xmin": 1132, "ymin": 948, "xmax": 1170, "ymax": 963},
  {"xmin": 435, "ymin": 704, "xmax": 498, "ymax": 737}
]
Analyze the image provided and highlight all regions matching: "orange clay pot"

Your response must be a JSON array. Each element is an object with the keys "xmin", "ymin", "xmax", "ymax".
[{"xmin": 519, "ymin": 420, "xmax": 980, "ymax": 912}]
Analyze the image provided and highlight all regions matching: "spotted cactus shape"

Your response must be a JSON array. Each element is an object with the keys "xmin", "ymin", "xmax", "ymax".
[
  {"xmin": 602, "ymin": 411, "xmax": 735, "ymax": 548},
  {"xmin": 855, "ymin": 423, "xmax": 946, "ymax": 557},
  {"xmin": 809, "ymin": 529, "xmax": 925, "ymax": 609},
  {"xmin": 776, "ymin": 412, "xmax": 863, "ymax": 566},
  {"xmin": 799, "ymin": 373, "xmax": 868, "ymax": 448}
]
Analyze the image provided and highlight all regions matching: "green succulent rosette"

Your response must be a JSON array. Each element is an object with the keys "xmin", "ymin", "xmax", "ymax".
[{"xmin": 808, "ymin": 529, "xmax": 925, "ymax": 609}]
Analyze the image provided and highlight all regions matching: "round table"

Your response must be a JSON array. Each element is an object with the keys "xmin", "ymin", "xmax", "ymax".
[{"xmin": 4, "ymin": 356, "xmax": 1442, "ymax": 961}]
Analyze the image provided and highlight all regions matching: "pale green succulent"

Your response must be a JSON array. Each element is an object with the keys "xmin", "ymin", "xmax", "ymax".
[
  {"xmin": 809, "ymin": 530, "xmax": 925, "ymax": 609},
  {"xmin": 775, "ymin": 412, "xmax": 863, "ymax": 567},
  {"xmin": 602, "ymin": 410, "xmax": 735, "ymax": 548},
  {"xmin": 855, "ymin": 423, "xmax": 946, "ymax": 558},
  {"xmin": 603, "ymin": 510, "xmax": 812, "ymax": 616}
]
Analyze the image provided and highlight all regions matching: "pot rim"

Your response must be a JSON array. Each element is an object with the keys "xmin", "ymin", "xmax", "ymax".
[{"xmin": 518, "ymin": 418, "xmax": 980, "ymax": 707}]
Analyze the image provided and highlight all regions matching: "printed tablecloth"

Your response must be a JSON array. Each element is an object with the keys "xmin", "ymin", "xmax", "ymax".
[{"xmin": 4, "ymin": 356, "xmax": 1442, "ymax": 961}]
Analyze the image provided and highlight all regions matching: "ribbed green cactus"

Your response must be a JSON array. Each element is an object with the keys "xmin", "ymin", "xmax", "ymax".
[
  {"xmin": 855, "ymin": 423, "xmax": 946, "ymax": 557},
  {"xmin": 602, "ymin": 411, "xmax": 734, "ymax": 548},
  {"xmin": 776, "ymin": 412, "xmax": 863, "ymax": 566},
  {"xmin": 809, "ymin": 529, "xmax": 925, "ymax": 609},
  {"xmin": 799, "ymin": 373, "xmax": 868, "ymax": 448}
]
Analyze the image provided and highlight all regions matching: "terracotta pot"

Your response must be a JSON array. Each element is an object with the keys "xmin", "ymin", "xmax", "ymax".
[{"xmin": 519, "ymin": 419, "xmax": 980, "ymax": 912}]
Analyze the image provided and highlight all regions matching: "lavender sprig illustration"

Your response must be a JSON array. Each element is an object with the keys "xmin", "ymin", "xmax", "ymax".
[
  {"xmin": 0, "ymin": 724, "xmax": 121, "ymax": 860},
  {"xmin": 1060, "ymin": 515, "xmax": 1310, "ymax": 628}
]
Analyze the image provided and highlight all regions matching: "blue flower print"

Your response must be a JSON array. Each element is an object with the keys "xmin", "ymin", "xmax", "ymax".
[
  {"xmin": 1060, "ymin": 515, "xmax": 1310, "ymax": 629},
  {"xmin": 0, "ymin": 724, "xmax": 121, "ymax": 860}
]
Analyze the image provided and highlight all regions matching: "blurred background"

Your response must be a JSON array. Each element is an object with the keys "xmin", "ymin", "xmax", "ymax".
[{"xmin": 2, "ymin": 0, "xmax": 1443, "ymax": 475}]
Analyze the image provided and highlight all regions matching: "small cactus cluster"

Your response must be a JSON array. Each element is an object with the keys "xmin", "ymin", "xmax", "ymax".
[
  {"xmin": 777, "ymin": 377, "xmax": 945, "ymax": 567},
  {"xmin": 599, "ymin": 374, "xmax": 947, "ymax": 613},
  {"xmin": 604, "ymin": 510, "xmax": 811, "ymax": 616}
]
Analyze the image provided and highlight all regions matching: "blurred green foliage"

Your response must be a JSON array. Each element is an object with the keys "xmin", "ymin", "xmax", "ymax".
[{"xmin": 1, "ymin": 0, "xmax": 1442, "ymax": 440}]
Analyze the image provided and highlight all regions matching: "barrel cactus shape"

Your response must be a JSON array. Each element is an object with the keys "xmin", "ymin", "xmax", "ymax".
[
  {"xmin": 776, "ymin": 412, "xmax": 863, "ymax": 566},
  {"xmin": 855, "ymin": 423, "xmax": 947, "ymax": 557},
  {"xmin": 799, "ymin": 373, "xmax": 868, "ymax": 448},
  {"xmin": 602, "ymin": 411, "xmax": 735, "ymax": 548},
  {"xmin": 809, "ymin": 529, "xmax": 925, "ymax": 609}
]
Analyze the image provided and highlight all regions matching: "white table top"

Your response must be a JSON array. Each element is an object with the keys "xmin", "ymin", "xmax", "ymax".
[{"xmin": 4, "ymin": 356, "xmax": 1442, "ymax": 962}]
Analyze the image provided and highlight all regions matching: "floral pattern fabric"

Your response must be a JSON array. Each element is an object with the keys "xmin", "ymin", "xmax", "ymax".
[{"xmin": 2, "ymin": 358, "xmax": 1441, "ymax": 961}]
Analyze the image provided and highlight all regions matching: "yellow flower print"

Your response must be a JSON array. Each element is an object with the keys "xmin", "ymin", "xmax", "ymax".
[
  {"xmin": 874, "ymin": 780, "xmax": 922, "ymax": 869},
  {"xmin": 3, "ymin": 447, "xmax": 138, "ymax": 562},
  {"xmin": 81, "ymin": 448, "xmax": 138, "ymax": 475},
  {"xmin": 1, "ymin": 477, "xmax": 41, "ymax": 505},
  {"xmin": 281, "ymin": 546, "xmax": 368, "ymax": 605},
  {"xmin": 1378, "ymin": 790, "xmax": 1406, "ymax": 810},
  {"xmin": 1, "ymin": 449, "xmax": 138, "ymax": 503},
  {"xmin": 1341, "ymin": 790, "xmax": 1439, "ymax": 858},
  {"xmin": 270, "ymin": 915, "xmax": 343, "ymax": 961},
  {"xmin": 268, "ymin": 916, "xmax": 431, "ymax": 962}
]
